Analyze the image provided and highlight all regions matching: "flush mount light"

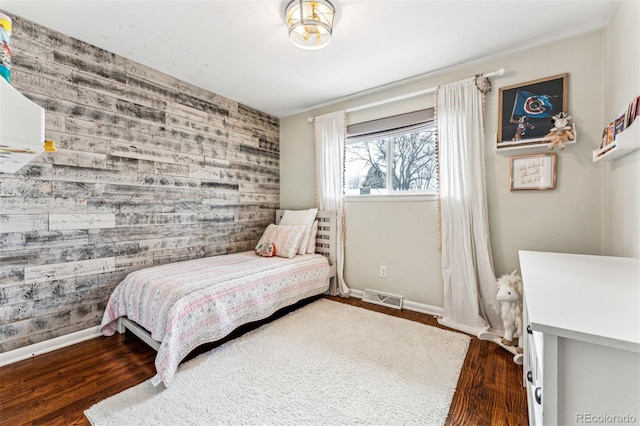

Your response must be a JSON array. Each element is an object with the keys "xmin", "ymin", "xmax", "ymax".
[{"xmin": 285, "ymin": 0, "xmax": 335, "ymax": 50}]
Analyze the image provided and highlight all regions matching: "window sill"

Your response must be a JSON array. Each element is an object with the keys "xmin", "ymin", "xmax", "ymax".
[{"xmin": 345, "ymin": 193, "xmax": 438, "ymax": 203}]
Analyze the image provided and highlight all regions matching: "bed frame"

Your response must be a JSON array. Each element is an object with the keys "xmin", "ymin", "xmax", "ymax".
[{"xmin": 116, "ymin": 210, "xmax": 337, "ymax": 354}]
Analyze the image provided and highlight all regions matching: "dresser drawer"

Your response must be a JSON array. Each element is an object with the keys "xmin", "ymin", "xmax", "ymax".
[
  {"xmin": 526, "ymin": 379, "xmax": 543, "ymax": 426},
  {"xmin": 526, "ymin": 326, "xmax": 542, "ymax": 386},
  {"xmin": 525, "ymin": 321, "xmax": 543, "ymax": 426}
]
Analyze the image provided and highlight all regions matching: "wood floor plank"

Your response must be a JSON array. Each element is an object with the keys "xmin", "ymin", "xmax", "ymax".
[{"xmin": 0, "ymin": 296, "xmax": 528, "ymax": 425}]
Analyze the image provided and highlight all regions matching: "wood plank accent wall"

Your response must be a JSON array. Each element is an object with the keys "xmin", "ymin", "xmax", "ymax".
[{"xmin": 0, "ymin": 13, "xmax": 280, "ymax": 353}]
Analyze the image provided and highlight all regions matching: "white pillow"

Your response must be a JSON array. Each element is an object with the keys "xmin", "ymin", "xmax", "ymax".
[
  {"xmin": 306, "ymin": 220, "xmax": 318, "ymax": 254},
  {"xmin": 255, "ymin": 224, "xmax": 306, "ymax": 259},
  {"xmin": 279, "ymin": 208, "xmax": 318, "ymax": 255}
]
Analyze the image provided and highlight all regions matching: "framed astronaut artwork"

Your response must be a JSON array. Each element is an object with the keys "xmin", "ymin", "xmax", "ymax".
[{"xmin": 497, "ymin": 74, "xmax": 568, "ymax": 147}]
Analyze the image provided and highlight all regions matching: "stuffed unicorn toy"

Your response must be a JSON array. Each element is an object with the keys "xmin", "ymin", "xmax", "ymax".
[{"xmin": 496, "ymin": 270, "xmax": 523, "ymax": 353}]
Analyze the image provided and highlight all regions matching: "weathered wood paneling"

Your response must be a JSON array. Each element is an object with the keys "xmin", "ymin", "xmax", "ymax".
[
  {"xmin": 49, "ymin": 214, "xmax": 116, "ymax": 230},
  {"xmin": 0, "ymin": 13, "xmax": 280, "ymax": 353},
  {"xmin": 24, "ymin": 258, "xmax": 117, "ymax": 284}
]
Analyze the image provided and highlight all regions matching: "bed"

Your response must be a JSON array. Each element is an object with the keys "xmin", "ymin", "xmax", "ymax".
[{"xmin": 99, "ymin": 210, "xmax": 336, "ymax": 387}]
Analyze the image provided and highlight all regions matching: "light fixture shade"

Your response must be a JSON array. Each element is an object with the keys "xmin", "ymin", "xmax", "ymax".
[{"xmin": 285, "ymin": 0, "xmax": 335, "ymax": 50}]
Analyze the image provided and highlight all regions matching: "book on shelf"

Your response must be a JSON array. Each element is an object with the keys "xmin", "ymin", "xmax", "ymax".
[
  {"xmin": 606, "ymin": 120, "xmax": 615, "ymax": 145},
  {"xmin": 614, "ymin": 114, "xmax": 626, "ymax": 138},
  {"xmin": 597, "ymin": 95, "xmax": 640, "ymax": 153},
  {"xmin": 628, "ymin": 95, "xmax": 639, "ymax": 128}
]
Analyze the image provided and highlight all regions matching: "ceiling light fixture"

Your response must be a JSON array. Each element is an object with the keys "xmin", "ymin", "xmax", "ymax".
[{"xmin": 285, "ymin": 0, "xmax": 335, "ymax": 50}]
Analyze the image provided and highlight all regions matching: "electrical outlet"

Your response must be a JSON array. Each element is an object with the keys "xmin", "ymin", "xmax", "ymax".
[{"xmin": 379, "ymin": 265, "xmax": 387, "ymax": 278}]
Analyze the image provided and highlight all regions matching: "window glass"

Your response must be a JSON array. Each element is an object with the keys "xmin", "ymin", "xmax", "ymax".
[
  {"xmin": 345, "ymin": 117, "xmax": 437, "ymax": 196},
  {"xmin": 345, "ymin": 139, "xmax": 387, "ymax": 195}
]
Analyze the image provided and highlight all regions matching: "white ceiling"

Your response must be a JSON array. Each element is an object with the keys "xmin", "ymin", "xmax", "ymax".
[{"xmin": 1, "ymin": 0, "xmax": 617, "ymax": 118}]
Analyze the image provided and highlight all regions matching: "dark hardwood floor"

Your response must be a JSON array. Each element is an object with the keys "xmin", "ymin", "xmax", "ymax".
[{"xmin": 0, "ymin": 296, "xmax": 528, "ymax": 425}]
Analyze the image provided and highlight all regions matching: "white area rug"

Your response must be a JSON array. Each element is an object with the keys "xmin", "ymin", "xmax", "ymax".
[{"xmin": 85, "ymin": 299, "xmax": 470, "ymax": 426}]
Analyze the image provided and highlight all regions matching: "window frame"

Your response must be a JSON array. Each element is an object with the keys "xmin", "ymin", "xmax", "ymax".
[{"xmin": 344, "ymin": 110, "xmax": 438, "ymax": 200}]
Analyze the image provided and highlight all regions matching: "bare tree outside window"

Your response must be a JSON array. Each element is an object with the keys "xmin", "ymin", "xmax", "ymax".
[{"xmin": 345, "ymin": 123, "xmax": 437, "ymax": 196}]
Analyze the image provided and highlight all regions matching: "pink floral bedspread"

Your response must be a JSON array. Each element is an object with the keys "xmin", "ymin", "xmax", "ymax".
[{"xmin": 100, "ymin": 251, "xmax": 330, "ymax": 386}]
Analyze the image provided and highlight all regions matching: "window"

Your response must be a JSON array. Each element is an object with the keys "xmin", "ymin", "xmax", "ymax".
[{"xmin": 345, "ymin": 109, "xmax": 437, "ymax": 197}]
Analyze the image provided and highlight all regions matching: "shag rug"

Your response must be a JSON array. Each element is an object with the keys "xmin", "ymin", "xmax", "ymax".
[{"xmin": 85, "ymin": 299, "xmax": 470, "ymax": 426}]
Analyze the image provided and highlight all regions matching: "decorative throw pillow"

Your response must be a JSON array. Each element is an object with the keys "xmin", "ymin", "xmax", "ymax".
[
  {"xmin": 255, "ymin": 224, "xmax": 306, "ymax": 259},
  {"xmin": 255, "ymin": 242, "xmax": 275, "ymax": 257},
  {"xmin": 256, "ymin": 223, "xmax": 277, "ymax": 250},
  {"xmin": 306, "ymin": 219, "xmax": 318, "ymax": 254},
  {"xmin": 279, "ymin": 208, "xmax": 318, "ymax": 255}
]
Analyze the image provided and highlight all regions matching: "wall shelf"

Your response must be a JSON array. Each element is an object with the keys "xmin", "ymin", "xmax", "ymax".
[
  {"xmin": 0, "ymin": 78, "xmax": 45, "ymax": 174},
  {"xmin": 495, "ymin": 124, "xmax": 577, "ymax": 152},
  {"xmin": 592, "ymin": 121, "xmax": 640, "ymax": 162}
]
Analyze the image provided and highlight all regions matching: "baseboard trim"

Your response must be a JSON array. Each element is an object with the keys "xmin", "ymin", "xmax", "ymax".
[
  {"xmin": 0, "ymin": 326, "xmax": 102, "ymax": 367},
  {"xmin": 349, "ymin": 288, "xmax": 443, "ymax": 317}
]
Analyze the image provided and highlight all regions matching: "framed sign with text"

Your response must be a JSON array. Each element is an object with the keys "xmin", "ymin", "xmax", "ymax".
[{"xmin": 510, "ymin": 153, "xmax": 557, "ymax": 191}]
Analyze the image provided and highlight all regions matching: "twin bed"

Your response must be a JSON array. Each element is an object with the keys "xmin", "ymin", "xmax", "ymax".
[{"xmin": 100, "ymin": 210, "xmax": 336, "ymax": 387}]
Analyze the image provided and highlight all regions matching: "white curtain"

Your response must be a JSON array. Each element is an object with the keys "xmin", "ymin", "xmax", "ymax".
[
  {"xmin": 436, "ymin": 77, "xmax": 502, "ymax": 334},
  {"xmin": 313, "ymin": 111, "xmax": 349, "ymax": 296}
]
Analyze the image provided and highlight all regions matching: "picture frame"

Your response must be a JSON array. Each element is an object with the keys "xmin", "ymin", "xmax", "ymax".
[
  {"xmin": 498, "ymin": 74, "xmax": 568, "ymax": 147},
  {"xmin": 510, "ymin": 153, "xmax": 557, "ymax": 191}
]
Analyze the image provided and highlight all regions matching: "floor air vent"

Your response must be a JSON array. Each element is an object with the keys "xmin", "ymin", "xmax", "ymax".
[{"xmin": 362, "ymin": 289, "xmax": 403, "ymax": 310}]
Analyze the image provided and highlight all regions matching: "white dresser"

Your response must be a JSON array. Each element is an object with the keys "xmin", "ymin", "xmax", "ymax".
[{"xmin": 519, "ymin": 251, "xmax": 640, "ymax": 426}]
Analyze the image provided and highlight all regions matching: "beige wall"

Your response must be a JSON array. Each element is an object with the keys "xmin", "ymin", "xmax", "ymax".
[
  {"xmin": 602, "ymin": 0, "xmax": 640, "ymax": 258},
  {"xmin": 280, "ymin": 31, "xmax": 606, "ymax": 308}
]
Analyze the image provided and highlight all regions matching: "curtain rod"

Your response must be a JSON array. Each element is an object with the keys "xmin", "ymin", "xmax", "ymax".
[{"xmin": 308, "ymin": 68, "xmax": 506, "ymax": 123}]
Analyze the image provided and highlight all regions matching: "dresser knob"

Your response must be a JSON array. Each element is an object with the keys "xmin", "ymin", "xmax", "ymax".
[
  {"xmin": 527, "ymin": 325, "xmax": 533, "ymax": 334},
  {"xmin": 535, "ymin": 387, "xmax": 542, "ymax": 404},
  {"xmin": 527, "ymin": 371, "xmax": 533, "ymax": 383}
]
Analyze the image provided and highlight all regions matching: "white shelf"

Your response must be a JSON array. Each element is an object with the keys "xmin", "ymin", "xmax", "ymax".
[
  {"xmin": 592, "ymin": 121, "xmax": 640, "ymax": 162},
  {"xmin": 495, "ymin": 124, "xmax": 577, "ymax": 152}
]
